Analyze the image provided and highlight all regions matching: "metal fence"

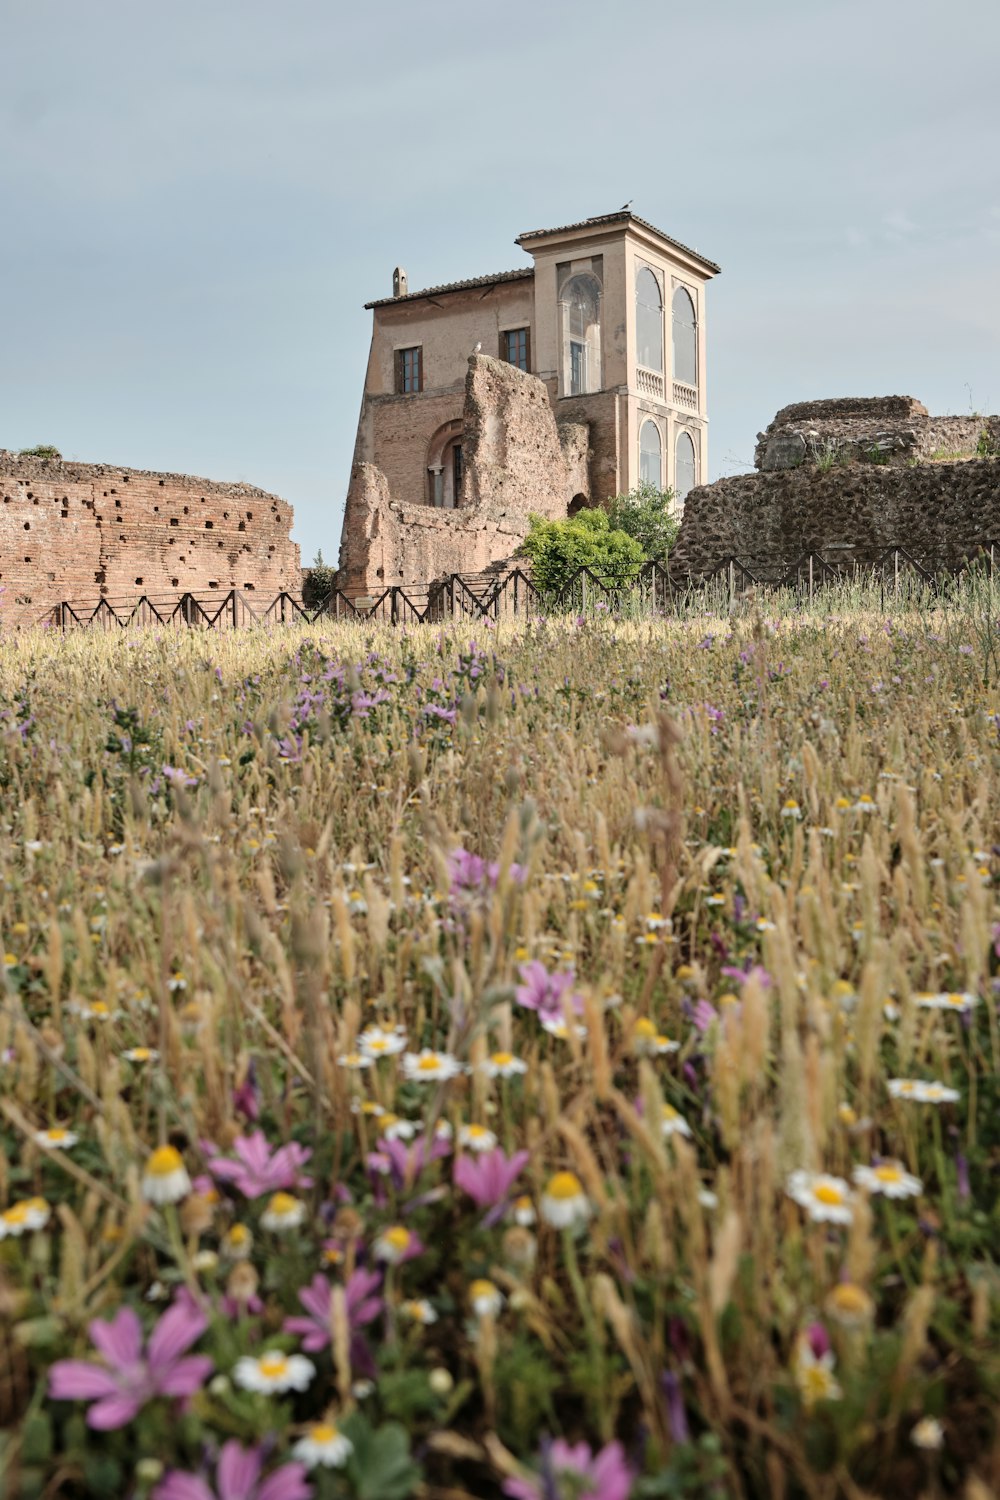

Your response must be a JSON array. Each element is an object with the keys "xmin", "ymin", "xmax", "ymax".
[{"xmin": 34, "ymin": 544, "xmax": 1000, "ymax": 631}]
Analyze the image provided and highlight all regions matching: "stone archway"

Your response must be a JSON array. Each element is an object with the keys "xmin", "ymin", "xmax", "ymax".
[{"xmin": 425, "ymin": 419, "xmax": 464, "ymax": 508}]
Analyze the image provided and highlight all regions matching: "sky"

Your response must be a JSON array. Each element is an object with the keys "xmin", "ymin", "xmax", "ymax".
[{"xmin": 2, "ymin": 0, "xmax": 999, "ymax": 565}]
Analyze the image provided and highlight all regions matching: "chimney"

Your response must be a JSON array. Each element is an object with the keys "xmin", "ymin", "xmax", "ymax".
[{"xmin": 392, "ymin": 267, "xmax": 408, "ymax": 299}]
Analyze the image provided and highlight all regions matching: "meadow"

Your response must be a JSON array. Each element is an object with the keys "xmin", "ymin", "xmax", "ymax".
[{"xmin": 0, "ymin": 599, "xmax": 997, "ymax": 1499}]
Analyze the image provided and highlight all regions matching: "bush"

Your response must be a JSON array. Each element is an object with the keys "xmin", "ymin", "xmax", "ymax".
[
  {"xmin": 18, "ymin": 444, "xmax": 61, "ymax": 460},
  {"xmin": 605, "ymin": 481, "xmax": 678, "ymax": 564},
  {"xmin": 521, "ymin": 509, "xmax": 644, "ymax": 597},
  {"xmin": 303, "ymin": 564, "xmax": 337, "ymax": 610}
]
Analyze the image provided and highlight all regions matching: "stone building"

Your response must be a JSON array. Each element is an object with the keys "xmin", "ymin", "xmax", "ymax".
[
  {"xmin": 0, "ymin": 451, "xmax": 300, "ymax": 629},
  {"xmin": 337, "ymin": 210, "xmax": 719, "ymax": 593}
]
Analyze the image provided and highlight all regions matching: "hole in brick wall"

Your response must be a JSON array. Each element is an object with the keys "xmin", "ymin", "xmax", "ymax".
[
  {"xmin": 217, "ymin": 540, "xmax": 223, "ymax": 548},
  {"xmin": 23, "ymin": 522, "xmax": 29, "ymax": 530},
  {"xmin": 200, "ymin": 497, "xmax": 205, "ymax": 503},
  {"xmin": 153, "ymin": 505, "xmax": 159, "ymax": 512},
  {"xmin": 238, "ymin": 521, "xmax": 246, "ymax": 531},
  {"xmin": 103, "ymin": 491, "xmax": 108, "ymax": 497},
  {"xmin": 208, "ymin": 580, "xmax": 219, "ymax": 588},
  {"xmin": 246, "ymin": 511, "xmax": 253, "ymax": 520},
  {"xmin": 135, "ymin": 577, "xmax": 143, "ymax": 586},
  {"xmin": 223, "ymin": 511, "xmax": 229, "ymax": 520},
  {"xmin": 169, "ymin": 537, "xmax": 176, "ymax": 545},
  {"xmin": 183, "ymin": 506, "xmax": 189, "ymax": 514},
  {"xmin": 159, "ymin": 479, "xmax": 165, "ymax": 486},
  {"xmin": 2, "ymin": 496, "xmax": 8, "ymax": 503},
  {"xmin": 23, "ymin": 556, "xmax": 31, "ymax": 563},
  {"xmin": 171, "ymin": 577, "xmax": 178, "ymax": 587},
  {"xmin": 170, "ymin": 517, "xmax": 179, "ymax": 526},
  {"xmin": 122, "ymin": 475, "xmax": 129, "ymax": 482},
  {"xmin": 243, "ymin": 582, "xmax": 255, "ymax": 590},
  {"xmin": 61, "ymin": 509, "xmax": 68, "ymax": 518},
  {"xmin": 26, "ymin": 492, "xmax": 33, "ymax": 500},
  {"xmin": 95, "ymin": 570, "xmax": 106, "ymax": 584},
  {"xmin": 115, "ymin": 499, "xmax": 121, "ymax": 509},
  {"xmin": 32, "ymin": 496, "xmax": 38, "ymax": 505},
  {"xmin": 119, "ymin": 535, "xmax": 126, "ymax": 542},
  {"xmin": 110, "ymin": 489, "xmax": 116, "ymax": 495},
  {"xmin": 204, "ymin": 520, "xmax": 213, "ymax": 529}
]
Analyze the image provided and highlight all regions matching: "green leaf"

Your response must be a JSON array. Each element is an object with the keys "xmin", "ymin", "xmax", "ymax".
[{"xmin": 342, "ymin": 1413, "xmax": 422, "ymax": 1500}]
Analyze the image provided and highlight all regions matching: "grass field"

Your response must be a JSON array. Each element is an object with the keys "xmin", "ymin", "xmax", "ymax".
[{"xmin": 0, "ymin": 603, "xmax": 998, "ymax": 1499}]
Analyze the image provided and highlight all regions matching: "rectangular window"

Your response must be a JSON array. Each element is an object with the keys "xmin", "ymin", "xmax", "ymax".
[
  {"xmin": 395, "ymin": 346, "xmax": 422, "ymax": 394},
  {"xmin": 502, "ymin": 328, "xmax": 530, "ymax": 372},
  {"xmin": 570, "ymin": 340, "xmax": 586, "ymax": 396},
  {"xmin": 452, "ymin": 443, "xmax": 463, "ymax": 498}
]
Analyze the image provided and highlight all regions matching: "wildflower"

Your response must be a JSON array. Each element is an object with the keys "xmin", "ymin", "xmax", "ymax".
[
  {"xmin": 374, "ymin": 1225, "xmax": 423, "ymax": 1264},
  {"xmin": 540, "ymin": 1171, "xmax": 591, "ymax": 1229},
  {"xmin": 260, "ymin": 1192, "xmax": 307, "ymax": 1232},
  {"xmin": 142, "ymin": 1145, "xmax": 192, "ymax": 1206},
  {"xmin": 911, "ymin": 1416, "xmax": 945, "ymax": 1450},
  {"xmin": 469, "ymin": 1278, "xmax": 503, "ymax": 1317},
  {"xmin": 854, "ymin": 794, "xmax": 877, "ymax": 813},
  {"xmin": 283, "ymin": 1269, "xmax": 382, "ymax": 1351},
  {"xmin": 454, "ymin": 1148, "xmax": 530, "ymax": 1211},
  {"xmin": 480, "ymin": 1051, "xmax": 528, "ymax": 1078},
  {"xmin": 34, "ymin": 1127, "xmax": 79, "ymax": 1150},
  {"xmin": 72, "ymin": 999, "xmax": 114, "ymax": 1021},
  {"xmin": 458, "ymin": 1123, "xmax": 499, "ymax": 1153},
  {"xmin": 357, "ymin": 1025, "xmax": 407, "ymax": 1058},
  {"xmin": 401, "ymin": 1298, "xmax": 438, "ymax": 1325},
  {"xmin": 785, "ymin": 1171, "xmax": 854, "ymax": 1225},
  {"xmin": 660, "ymin": 1104, "xmax": 692, "ymax": 1138},
  {"xmin": 337, "ymin": 1052, "xmax": 372, "ymax": 1071},
  {"xmin": 917, "ymin": 991, "xmax": 978, "ymax": 1012},
  {"xmin": 206, "ymin": 1131, "xmax": 313, "ymax": 1198},
  {"xmin": 154, "ymin": 1442, "xmax": 311, "ymax": 1500},
  {"xmin": 888, "ymin": 1079, "xmax": 961, "ymax": 1104},
  {"xmin": 193, "ymin": 1250, "xmax": 219, "ymax": 1274},
  {"xmin": 221, "ymin": 1224, "xmax": 253, "ymax": 1260},
  {"xmin": 515, "ymin": 961, "xmax": 583, "ymax": 1021},
  {"xmin": 233, "ymin": 1350, "xmax": 315, "ymax": 1394},
  {"xmin": 292, "ymin": 1423, "xmax": 354, "ymax": 1469},
  {"xmin": 123, "ymin": 1047, "xmax": 159, "ymax": 1064},
  {"xmin": 632, "ymin": 1017, "xmax": 680, "ymax": 1056},
  {"xmin": 781, "ymin": 799, "xmax": 802, "ymax": 819},
  {"xmin": 853, "ymin": 1161, "xmax": 923, "ymax": 1198},
  {"xmin": 379, "ymin": 1114, "xmax": 418, "ymax": 1142},
  {"xmin": 401, "ymin": 1049, "xmax": 463, "ymax": 1083},
  {"xmin": 429, "ymin": 1367, "xmax": 453, "ymax": 1395},
  {"xmin": 540, "ymin": 1016, "xmax": 587, "ymax": 1040},
  {"xmin": 503, "ymin": 1440, "xmax": 631, "ymax": 1500},
  {"xmin": 825, "ymin": 1281, "xmax": 874, "ymax": 1328},
  {"xmin": 0, "ymin": 1196, "xmax": 51, "ymax": 1238},
  {"xmin": 793, "ymin": 1336, "xmax": 842, "ymax": 1406},
  {"xmin": 512, "ymin": 1194, "xmax": 536, "ymax": 1226},
  {"xmin": 48, "ymin": 1300, "xmax": 212, "ymax": 1429}
]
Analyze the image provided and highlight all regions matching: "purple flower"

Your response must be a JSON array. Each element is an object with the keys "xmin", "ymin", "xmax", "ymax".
[
  {"xmin": 661, "ymin": 1370, "xmax": 690, "ymax": 1443},
  {"xmin": 805, "ymin": 1321, "xmax": 831, "ymax": 1360},
  {"xmin": 162, "ymin": 765, "xmax": 199, "ymax": 789},
  {"xmin": 283, "ymin": 1269, "xmax": 382, "ymax": 1353},
  {"xmin": 503, "ymin": 1439, "xmax": 631, "ymax": 1500},
  {"xmin": 232, "ymin": 1060, "xmax": 260, "ymax": 1122},
  {"xmin": 448, "ymin": 847, "xmax": 526, "ymax": 903},
  {"xmin": 376, "ymin": 1134, "xmax": 451, "ymax": 1191},
  {"xmin": 692, "ymin": 1000, "xmax": 719, "ymax": 1033},
  {"xmin": 515, "ymin": 961, "xmax": 583, "ymax": 1021},
  {"xmin": 48, "ymin": 1300, "xmax": 212, "ymax": 1429},
  {"xmin": 153, "ymin": 1441, "xmax": 311, "ymax": 1500},
  {"xmin": 206, "ymin": 1131, "xmax": 313, "ymax": 1199},
  {"xmin": 454, "ymin": 1148, "xmax": 530, "ymax": 1211},
  {"xmin": 956, "ymin": 1152, "xmax": 971, "ymax": 1202}
]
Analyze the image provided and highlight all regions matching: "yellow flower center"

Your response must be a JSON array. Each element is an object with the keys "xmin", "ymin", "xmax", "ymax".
[
  {"xmin": 3, "ymin": 1204, "xmax": 28, "ymax": 1225},
  {"xmin": 147, "ymin": 1145, "xmax": 183, "ymax": 1177},
  {"xmin": 259, "ymin": 1355, "xmax": 289, "ymax": 1379},
  {"xmin": 129, "ymin": 1048, "xmax": 152, "ymax": 1062},
  {"xmin": 383, "ymin": 1226, "xmax": 410, "ymax": 1252},
  {"xmin": 367, "ymin": 1040, "xmax": 388, "ymax": 1052},
  {"xmin": 310, "ymin": 1424, "xmax": 338, "ymax": 1443},
  {"xmin": 945, "ymin": 995, "xmax": 966, "ymax": 1006},
  {"xmin": 91, "ymin": 1002, "xmax": 109, "ymax": 1016},
  {"xmin": 466, "ymin": 1125, "xmax": 489, "ymax": 1139},
  {"xmin": 514, "ymin": 1196, "xmax": 532, "ymax": 1211},
  {"xmin": 229, "ymin": 1225, "xmax": 249, "ymax": 1244},
  {"xmin": 829, "ymin": 1283, "xmax": 868, "ymax": 1314},
  {"xmin": 470, "ymin": 1279, "xmax": 496, "ymax": 1302},
  {"xmin": 814, "ymin": 1184, "xmax": 843, "ymax": 1206},
  {"xmin": 492, "ymin": 1051, "xmax": 514, "ymax": 1067},
  {"xmin": 417, "ymin": 1055, "xmax": 441, "ymax": 1072},
  {"xmin": 546, "ymin": 1171, "xmax": 583, "ymax": 1201},
  {"xmin": 874, "ymin": 1165, "xmax": 902, "ymax": 1183},
  {"xmin": 45, "ymin": 1129, "xmax": 69, "ymax": 1143},
  {"xmin": 268, "ymin": 1192, "xmax": 298, "ymax": 1217},
  {"xmin": 634, "ymin": 1019, "xmax": 656, "ymax": 1039}
]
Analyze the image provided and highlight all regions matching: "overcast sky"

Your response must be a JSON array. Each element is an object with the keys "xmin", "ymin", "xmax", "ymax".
[{"xmin": 2, "ymin": 0, "xmax": 998, "ymax": 564}]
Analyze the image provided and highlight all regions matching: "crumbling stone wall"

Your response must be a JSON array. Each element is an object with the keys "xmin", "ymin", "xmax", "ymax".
[
  {"xmin": 0, "ymin": 452, "xmax": 300, "ymax": 628},
  {"xmin": 754, "ymin": 395, "xmax": 998, "ymax": 471},
  {"xmin": 673, "ymin": 395, "xmax": 1000, "ymax": 576},
  {"xmin": 337, "ymin": 355, "xmax": 590, "ymax": 592}
]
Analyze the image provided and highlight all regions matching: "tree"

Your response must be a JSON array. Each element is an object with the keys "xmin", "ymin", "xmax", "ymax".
[
  {"xmin": 521, "ymin": 509, "xmax": 644, "ymax": 598},
  {"xmin": 605, "ymin": 481, "xmax": 678, "ymax": 564}
]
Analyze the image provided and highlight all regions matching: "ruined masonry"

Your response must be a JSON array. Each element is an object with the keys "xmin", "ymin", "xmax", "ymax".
[
  {"xmin": 671, "ymin": 397, "xmax": 1000, "ymax": 574},
  {"xmin": 0, "ymin": 451, "xmax": 300, "ymax": 629}
]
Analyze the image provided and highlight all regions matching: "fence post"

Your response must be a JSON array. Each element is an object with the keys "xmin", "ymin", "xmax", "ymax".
[
  {"xmin": 581, "ymin": 571, "xmax": 588, "ymax": 614},
  {"xmin": 894, "ymin": 548, "xmax": 899, "ymax": 595},
  {"xmin": 728, "ymin": 560, "xmax": 735, "ymax": 608},
  {"xmin": 231, "ymin": 592, "xmax": 238, "ymax": 629},
  {"xmin": 513, "ymin": 572, "xmax": 519, "ymax": 617},
  {"xmin": 809, "ymin": 554, "xmax": 814, "ymax": 602}
]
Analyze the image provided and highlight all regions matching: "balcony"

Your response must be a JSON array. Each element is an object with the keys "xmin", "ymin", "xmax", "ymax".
[
  {"xmin": 635, "ymin": 366, "xmax": 665, "ymax": 400},
  {"xmin": 673, "ymin": 381, "xmax": 698, "ymax": 410}
]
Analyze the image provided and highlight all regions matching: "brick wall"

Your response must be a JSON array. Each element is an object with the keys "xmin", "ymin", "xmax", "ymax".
[{"xmin": 0, "ymin": 452, "xmax": 300, "ymax": 628}]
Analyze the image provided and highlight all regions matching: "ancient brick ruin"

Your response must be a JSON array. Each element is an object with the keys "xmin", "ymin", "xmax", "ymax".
[
  {"xmin": 337, "ymin": 354, "xmax": 589, "ymax": 593},
  {"xmin": 672, "ymin": 397, "xmax": 1000, "ymax": 575},
  {"xmin": 0, "ymin": 451, "xmax": 300, "ymax": 629}
]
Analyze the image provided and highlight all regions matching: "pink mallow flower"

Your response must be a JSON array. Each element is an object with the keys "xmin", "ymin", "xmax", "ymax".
[
  {"xmin": 48, "ymin": 1300, "xmax": 213, "ymax": 1429},
  {"xmin": 515, "ymin": 962, "xmax": 583, "ymax": 1022},
  {"xmin": 283, "ymin": 1269, "xmax": 383, "ymax": 1353},
  {"xmin": 454, "ymin": 1148, "xmax": 530, "ymax": 1210},
  {"xmin": 503, "ymin": 1439, "xmax": 632, "ymax": 1500},
  {"xmin": 375, "ymin": 1133, "xmax": 451, "ymax": 1191},
  {"xmin": 206, "ymin": 1131, "xmax": 313, "ymax": 1199},
  {"xmin": 154, "ymin": 1440, "xmax": 311, "ymax": 1500}
]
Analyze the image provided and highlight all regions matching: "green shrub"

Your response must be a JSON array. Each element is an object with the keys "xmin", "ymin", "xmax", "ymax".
[
  {"xmin": 521, "ymin": 509, "xmax": 644, "ymax": 597},
  {"xmin": 18, "ymin": 444, "xmax": 61, "ymax": 460},
  {"xmin": 605, "ymin": 480, "xmax": 679, "ymax": 564},
  {"xmin": 303, "ymin": 563, "xmax": 338, "ymax": 610}
]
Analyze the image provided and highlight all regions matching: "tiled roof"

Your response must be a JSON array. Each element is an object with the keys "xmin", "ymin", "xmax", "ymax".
[
  {"xmin": 365, "ymin": 268, "xmax": 534, "ymax": 310},
  {"xmin": 516, "ymin": 211, "xmax": 721, "ymax": 274}
]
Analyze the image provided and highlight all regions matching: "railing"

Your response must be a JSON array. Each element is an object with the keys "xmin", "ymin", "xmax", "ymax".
[
  {"xmin": 636, "ymin": 367, "xmax": 665, "ymax": 400},
  {"xmin": 32, "ymin": 544, "xmax": 1000, "ymax": 631},
  {"xmin": 673, "ymin": 381, "xmax": 698, "ymax": 409}
]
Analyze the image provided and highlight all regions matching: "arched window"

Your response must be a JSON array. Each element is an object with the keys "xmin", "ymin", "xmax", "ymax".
[
  {"xmin": 672, "ymin": 287, "xmax": 697, "ymax": 388},
  {"xmin": 636, "ymin": 267, "xmax": 663, "ymax": 372},
  {"xmin": 640, "ymin": 420, "xmax": 662, "ymax": 489},
  {"xmin": 560, "ymin": 272, "xmax": 602, "ymax": 396},
  {"xmin": 675, "ymin": 431, "xmax": 697, "ymax": 501}
]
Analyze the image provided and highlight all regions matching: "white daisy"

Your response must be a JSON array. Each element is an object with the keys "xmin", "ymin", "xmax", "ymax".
[
  {"xmin": 233, "ymin": 1350, "xmax": 315, "ymax": 1394},
  {"xmin": 781, "ymin": 799, "xmax": 802, "ymax": 820},
  {"xmin": 480, "ymin": 1051, "xmax": 528, "ymax": 1078},
  {"xmin": 122, "ymin": 1047, "xmax": 159, "ymax": 1064},
  {"xmin": 401, "ymin": 1049, "xmax": 464, "ymax": 1083},
  {"xmin": 378, "ymin": 1114, "xmax": 418, "ymax": 1142},
  {"xmin": 794, "ymin": 1340, "xmax": 842, "ymax": 1406},
  {"xmin": 911, "ymin": 1416, "xmax": 944, "ymax": 1451},
  {"xmin": 0, "ymin": 1197, "xmax": 50, "ymax": 1238},
  {"xmin": 469, "ymin": 1279, "xmax": 504, "ymax": 1318},
  {"xmin": 400, "ymin": 1298, "xmax": 438, "ymax": 1325},
  {"xmin": 918, "ymin": 991, "xmax": 978, "ymax": 1012},
  {"xmin": 358, "ymin": 1027, "xmax": 407, "ymax": 1059},
  {"xmin": 854, "ymin": 795, "xmax": 878, "ymax": 814},
  {"xmin": 660, "ymin": 1104, "xmax": 692, "ymax": 1138},
  {"xmin": 458, "ymin": 1123, "xmax": 499, "ymax": 1153},
  {"xmin": 511, "ymin": 1194, "xmax": 536, "ymax": 1226},
  {"xmin": 374, "ymin": 1225, "xmax": 416, "ymax": 1263},
  {"xmin": 852, "ymin": 1162, "xmax": 923, "ymax": 1199},
  {"xmin": 260, "ymin": 1192, "xmax": 307, "ymax": 1231},
  {"xmin": 34, "ymin": 1127, "xmax": 79, "ymax": 1150},
  {"xmin": 337, "ymin": 1052, "xmax": 373, "ymax": 1072},
  {"xmin": 785, "ymin": 1170, "xmax": 854, "ymax": 1225},
  {"xmin": 540, "ymin": 1016, "xmax": 587, "ymax": 1040},
  {"xmin": 540, "ymin": 1171, "xmax": 591, "ymax": 1229},
  {"xmin": 141, "ymin": 1145, "xmax": 192, "ymax": 1205},
  {"xmin": 292, "ymin": 1423, "xmax": 354, "ymax": 1469},
  {"xmin": 888, "ymin": 1079, "xmax": 960, "ymax": 1104}
]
